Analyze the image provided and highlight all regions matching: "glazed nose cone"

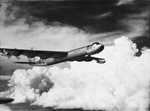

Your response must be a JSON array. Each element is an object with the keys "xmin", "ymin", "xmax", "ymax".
[{"xmin": 99, "ymin": 45, "xmax": 104, "ymax": 51}]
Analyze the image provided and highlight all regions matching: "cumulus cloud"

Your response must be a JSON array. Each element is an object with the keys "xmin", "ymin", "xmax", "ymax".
[{"xmin": 7, "ymin": 37, "xmax": 150, "ymax": 111}]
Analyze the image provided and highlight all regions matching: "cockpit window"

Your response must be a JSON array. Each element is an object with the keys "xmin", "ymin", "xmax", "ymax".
[
  {"xmin": 87, "ymin": 42, "xmax": 100, "ymax": 50},
  {"xmin": 92, "ymin": 42, "xmax": 100, "ymax": 45},
  {"xmin": 91, "ymin": 42, "xmax": 100, "ymax": 49}
]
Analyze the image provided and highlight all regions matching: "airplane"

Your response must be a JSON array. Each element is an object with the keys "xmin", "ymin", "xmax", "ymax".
[
  {"xmin": 0, "ymin": 97, "xmax": 14, "ymax": 104},
  {"xmin": 0, "ymin": 42, "xmax": 105, "ymax": 66}
]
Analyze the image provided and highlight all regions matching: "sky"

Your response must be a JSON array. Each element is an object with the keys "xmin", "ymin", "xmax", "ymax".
[
  {"xmin": 11, "ymin": 0, "xmax": 149, "ymax": 46},
  {"xmin": 0, "ymin": 0, "xmax": 149, "ymax": 75},
  {"xmin": 0, "ymin": 0, "xmax": 149, "ymax": 47},
  {"xmin": 0, "ymin": 0, "xmax": 150, "ymax": 111}
]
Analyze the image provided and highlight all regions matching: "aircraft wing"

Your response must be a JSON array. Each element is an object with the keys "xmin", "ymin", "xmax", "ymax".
[{"xmin": 0, "ymin": 48, "xmax": 68, "ymax": 59}]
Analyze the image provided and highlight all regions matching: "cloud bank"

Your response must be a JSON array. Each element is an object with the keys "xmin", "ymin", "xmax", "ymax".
[{"xmin": 7, "ymin": 37, "xmax": 150, "ymax": 111}]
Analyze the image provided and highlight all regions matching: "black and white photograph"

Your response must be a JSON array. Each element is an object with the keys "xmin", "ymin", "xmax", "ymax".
[{"xmin": 0, "ymin": 0, "xmax": 150, "ymax": 111}]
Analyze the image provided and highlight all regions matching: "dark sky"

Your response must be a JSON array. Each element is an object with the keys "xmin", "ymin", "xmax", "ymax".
[
  {"xmin": 16, "ymin": 0, "xmax": 119, "ymax": 32},
  {"xmin": 10, "ymin": 0, "xmax": 149, "ymax": 49}
]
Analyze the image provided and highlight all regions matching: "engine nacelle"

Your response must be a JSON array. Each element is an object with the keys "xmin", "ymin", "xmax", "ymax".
[
  {"xmin": 43, "ymin": 58, "xmax": 55, "ymax": 65},
  {"xmin": 1, "ymin": 50, "xmax": 12, "ymax": 58},
  {"xmin": 28, "ymin": 56, "xmax": 43, "ymax": 64},
  {"xmin": 34, "ymin": 57, "xmax": 41, "ymax": 63},
  {"xmin": 75, "ymin": 56, "xmax": 93, "ymax": 62}
]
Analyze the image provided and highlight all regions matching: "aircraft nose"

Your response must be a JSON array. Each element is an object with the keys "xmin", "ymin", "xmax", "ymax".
[{"xmin": 99, "ymin": 45, "xmax": 104, "ymax": 51}]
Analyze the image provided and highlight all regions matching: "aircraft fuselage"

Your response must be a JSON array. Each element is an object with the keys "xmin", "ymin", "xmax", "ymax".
[{"xmin": 41, "ymin": 42, "xmax": 104, "ymax": 66}]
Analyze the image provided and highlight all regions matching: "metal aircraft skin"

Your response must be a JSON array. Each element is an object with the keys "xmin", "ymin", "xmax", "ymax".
[
  {"xmin": 0, "ymin": 97, "xmax": 14, "ymax": 104},
  {"xmin": 0, "ymin": 42, "xmax": 105, "ymax": 66}
]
